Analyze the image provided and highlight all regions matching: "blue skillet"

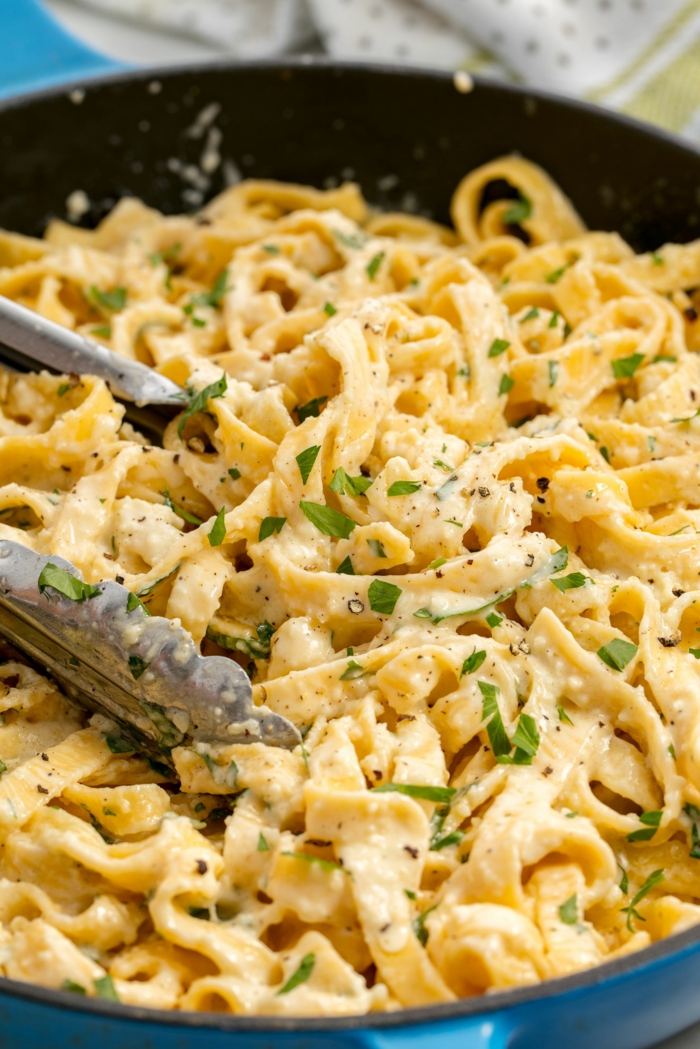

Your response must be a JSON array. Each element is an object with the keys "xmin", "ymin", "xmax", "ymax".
[{"xmin": 1, "ymin": 2, "xmax": 700, "ymax": 1046}]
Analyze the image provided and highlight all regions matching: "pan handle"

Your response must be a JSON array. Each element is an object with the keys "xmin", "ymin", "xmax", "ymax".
[
  {"xmin": 0, "ymin": 0, "xmax": 127, "ymax": 100},
  {"xmin": 339, "ymin": 1015, "xmax": 513, "ymax": 1049}
]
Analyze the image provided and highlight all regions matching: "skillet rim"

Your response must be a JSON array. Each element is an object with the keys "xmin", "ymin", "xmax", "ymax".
[{"xmin": 1, "ymin": 55, "xmax": 700, "ymax": 1031}]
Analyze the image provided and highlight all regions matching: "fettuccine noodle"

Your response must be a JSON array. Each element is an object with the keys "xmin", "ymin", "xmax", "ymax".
[{"xmin": 0, "ymin": 157, "xmax": 699, "ymax": 1014}]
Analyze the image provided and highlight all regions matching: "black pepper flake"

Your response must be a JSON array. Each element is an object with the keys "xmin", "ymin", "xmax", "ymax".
[
  {"xmin": 115, "ymin": 575, "xmax": 125, "ymax": 585},
  {"xmin": 195, "ymin": 859, "xmax": 208, "ymax": 875},
  {"xmin": 478, "ymin": 487, "xmax": 490, "ymax": 497},
  {"xmin": 685, "ymin": 306, "xmax": 699, "ymax": 322},
  {"xmin": 509, "ymin": 482, "xmax": 516, "ymax": 492},
  {"xmin": 37, "ymin": 785, "xmax": 49, "ymax": 794},
  {"xmin": 41, "ymin": 753, "xmax": 48, "ymax": 761},
  {"xmin": 536, "ymin": 477, "xmax": 550, "ymax": 492},
  {"xmin": 537, "ymin": 496, "xmax": 545, "ymax": 504},
  {"xmin": 305, "ymin": 839, "xmax": 332, "ymax": 847},
  {"xmin": 673, "ymin": 588, "xmax": 685, "ymax": 597},
  {"xmin": 543, "ymin": 766, "xmax": 553, "ymax": 777},
  {"xmin": 658, "ymin": 636, "xmax": 681, "ymax": 647},
  {"xmin": 404, "ymin": 845, "xmax": 419, "ymax": 858},
  {"xmin": 525, "ymin": 553, "xmax": 535, "ymax": 567},
  {"xmin": 379, "ymin": 922, "xmax": 391, "ymax": 932},
  {"xmin": 348, "ymin": 599, "xmax": 364, "ymax": 614}
]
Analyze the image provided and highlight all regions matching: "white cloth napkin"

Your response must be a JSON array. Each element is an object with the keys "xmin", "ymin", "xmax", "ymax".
[{"xmin": 70, "ymin": 0, "xmax": 700, "ymax": 141}]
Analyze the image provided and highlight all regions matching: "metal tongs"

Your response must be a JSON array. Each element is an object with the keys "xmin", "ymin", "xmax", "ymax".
[{"xmin": 0, "ymin": 296, "xmax": 300, "ymax": 756}]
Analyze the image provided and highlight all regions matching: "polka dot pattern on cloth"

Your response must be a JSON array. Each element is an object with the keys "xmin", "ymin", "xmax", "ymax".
[{"xmin": 74, "ymin": 0, "xmax": 700, "ymax": 141}]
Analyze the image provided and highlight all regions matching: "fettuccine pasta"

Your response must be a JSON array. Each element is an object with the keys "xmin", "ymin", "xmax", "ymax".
[{"xmin": 0, "ymin": 157, "xmax": 699, "ymax": 1014}]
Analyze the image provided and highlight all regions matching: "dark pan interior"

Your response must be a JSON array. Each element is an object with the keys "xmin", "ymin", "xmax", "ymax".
[{"xmin": 1, "ymin": 60, "xmax": 700, "ymax": 251}]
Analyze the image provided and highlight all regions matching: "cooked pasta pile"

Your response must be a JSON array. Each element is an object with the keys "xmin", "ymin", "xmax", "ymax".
[{"xmin": 0, "ymin": 157, "xmax": 699, "ymax": 1014}]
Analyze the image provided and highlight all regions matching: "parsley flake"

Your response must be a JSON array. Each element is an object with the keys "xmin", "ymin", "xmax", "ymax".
[
  {"xmin": 296, "ymin": 396, "xmax": 328, "ymax": 423},
  {"xmin": 388, "ymin": 479, "xmax": 422, "ymax": 496},
  {"xmin": 300, "ymin": 501, "xmax": 356, "ymax": 539},
  {"xmin": 368, "ymin": 579, "xmax": 402, "ymax": 615},
  {"xmin": 296, "ymin": 445, "xmax": 321, "ymax": 485},
  {"xmin": 612, "ymin": 353, "xmax": 645, "ymax": 380},
  {"xmin": 597, "ymin": 638, "xmax": 638, "ymax": 671},
  {"xmin": 177, "ymin": 374, "xmax": 227, "ymax": 440},
  {"xmin": 258, "ymin": 516, "xmax": 287, "ymax": 541},
  {"xmin": 488, "ymin": 338, "xmax": 510, "ymax": 358},
  {"xmin": 207, "ymin": 506, "xmax": 227, "ymax": 547},
  {"xmin": 38, "ymin": 564, "xmax": 100, "ymax": 602}
]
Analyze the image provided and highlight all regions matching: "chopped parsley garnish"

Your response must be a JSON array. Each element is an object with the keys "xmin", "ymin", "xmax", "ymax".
[
  {"xmin": 413, "ymin": 608, "xmax": 433, "ymax": 619},
  {"xmin": 499, "ymin": 374, "xmax": 515, "ymax": 396},
  {"xmin": 262, "ymin": 244, "xmax": 280, "ymax": 254},
  {"xmin": 323, "ymin": 301, "xmax": 337, "ymax": 316},
  {"xmin": 503, "ymin": 195, "xmax": 532, "ymax": 225},
  {"xmin": 436, "ymin": 475, "xmax": 458, "ymax": 502},
  {"xmin": 296, "ymin": 396, "xmax": 328, "ymax": 423},
  {"xmin": 522, "ymin": 306, "xmax": 539, "ymax": 322},
  {"xmin": 367, "ymin": 538, "xmax": 387, "ymax": 558},
  {"xmin": 612, "ymin": 353, "xmax": 645, "ymax": 379},
  {"xmin": 300, "ymin": 501, "xmax": 356, "ymax": 539},
  {"xmin": 460, "ymin": 649, "xmax": 487, "ymax": 677},
  {"xmin": 551, "ymin": 571, "xmax": 590, "ymax": 592},
  {"xmin": 37, "ymin": 564, "xmax": 100, "ymax": 602},
  {"xmin": 671, "ymin": 408, "xmax": 700, "ymax": 424},
  {"xmin": 128, "ymin": 655, "xmax": 149, "ymax": 680},
  {"xmin": 340, "ymin": 659, "xmax": 369, "ymax": 681},
  {"xmin": 135, "ymin": 563, "xmax": 180, "ymax": 598},
  {"xmin": 334, "ymin": 229, "xmax": 366, "ymax": 250},
  {"xmin": 372, "ymin": 782, "xmax": 455, "ymax": 803},
  {"xmin": 94, "ymin": 974, "xmax": 119, "ymax": 1001},
  {"xmin": 191, "ymin": 268, "xmax": 229, "ymax": 309},
  {"xmin": 388, "ymin": 479, "xmax": 422, "ymax": 496},
  {"xmin": 559, "ymin": 894, "xmax": 578, "ymax": 925},
  {"xmin": 651, "ymin": 251, "xmax": 664, "ymax": 266},
  {"xmin": 366, "ymin": 252, "xmax": 386, "ymax": 280},
  {"xmin": 488, "ymin": 338, "xmax": 510, "ymax": 358},
  {"xmin": 600, "ymin": 445, "xmax": 611, "ymax": 463},
  {"xmin": 431, "ymin": 829, "xmax": 464, "ymax": 851},
  {"xmin": 413, "ymin": 904, "xmax": 437, "ymax": 946},
  {"xmin": 258, "ymin": 516, "xmax": 287, "ymax": 541},
  {"xmin": 282, "ymin": 851, "xmax": 345, "ymax": 873},
  {"xmin": 479, "ymin": 681, "xmax": 511, "ymax": 758},
  {"xmin": 57, "ymin": 383, "xmax": 71, "ymax": 397},
  {"xmin": 177, "ymin": 374, "xmax": 227, "ymax": 439},
  {"xmin": 257, "ymin": 833, "xmax": 270, "ymax": 851},
  {"xmin": 126, "ymin": 591, "xmax": 151, "ymax": 616},
  {"xmin": 207, "ymin": 506, "xmax": 227, "ymax": 547},
  {"xmin": 163, "ymin": 486, "xmax": 204, "ymax": 525},
  {"xmin": 557, "ymin": 705, "xmax": 573, "ymax": 725},
  {"xmin": 368, "ymin": 579, "xmax": 402, "ymax": 615},
  {"xmin": 62, "ymin": 979, "xmax": 86, "ymax": 995},
  {"xmin": 91, "ymin": 325, "xmax": 111, "ymax": 338},
  {"xmin": 548, "ymin": 360, "xmax": 558, "ymax": 387},
  {"xmin": 296, "ymin": 445, "xmax": 321, "ymax": 485},
  {"xmin": 548, "ymin": 311, "xmax": 560, "ymax": 328},
  {"xmin": 104, "ymin": 734, "xmax": 133, "ymax": 754},
  {"xmin": 508, "ymin": 713, "xmax": 540, "ymax": 760},
  {"xmin": 336, "ymin": 555, "xmax": 355, "ymax": 575},
  {"xmin": 621, "ymin": 869, "xmax": 664, "ymax": 930},
  {"xmin": 627, "ymin": 809, "xmax": 663, "ymax": 842},
  {"xmin": 277, "ymin": 951, "xmax": 316, "ymax": 995},
  {"xmin": 90, "ymin": 286, "xmax": 127, "ymax": 313},
  {"xmin": 427, "ymin": 557, "xmax": 446, "ymax": 570},
  {"xmin": 598, "ymin": 638, "xmax": 638, "ymax": 671},
  {"xmin": 545, "ymin": 264, "xmax": 568, "ymax": 284},
  {"xmin": 486, "ymin": 611, "xmax": 503, "ymax": 629},
  {"xmin": 228, "ymin": 467, "xmax": 241, "ymax": 480},
  {"xmin": 690, "ymin": 648, "xmax": 700, "ymax": 659},
  {"xmin": 329, "ymin": 467, "xmax": 373, "ymax": 496}
]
